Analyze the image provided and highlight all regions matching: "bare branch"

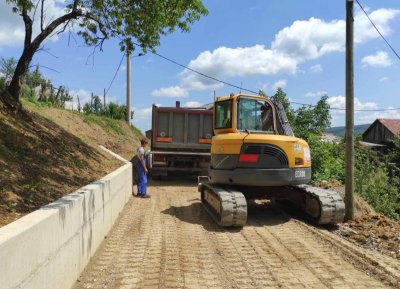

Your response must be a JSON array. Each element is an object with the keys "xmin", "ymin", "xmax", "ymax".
[
  {"xmin": 56, "ymin": 19, "xmax": 71, "ymax": 35},
  {"xmin": 41, "ymin": 0, "xmax": 45, "ymax": 31},
  {"xmin": 84, "ymin": 12, "xmax": 108, "ymax": 40},
  {"xmin": 31, "ymin": 9, "xmax": 84, "ymax": 51},
  {"xmin": 68, "ymin": 27, "xmax": 78, "ymax": 46},
  {"xmin": 37, "ymin": 45, "xmax": 59, "ymax": 58},
  {"xmin": 32, "ymin": 0, "xmax": 41, "ymax": 23},
  {"xmin": 29, "ymin": 63, "xmax": 61, "ymax": 74}
]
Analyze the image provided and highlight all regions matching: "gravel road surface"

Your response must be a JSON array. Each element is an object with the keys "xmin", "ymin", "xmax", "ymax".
[{"xmin": 73, "ymin": 178, "xmax": 400, "ymax": 289}]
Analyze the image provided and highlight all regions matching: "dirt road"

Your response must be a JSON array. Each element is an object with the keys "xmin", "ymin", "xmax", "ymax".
[{"xmin": 73, "ymin": 178, "xmax": 400, "ymax": 289}]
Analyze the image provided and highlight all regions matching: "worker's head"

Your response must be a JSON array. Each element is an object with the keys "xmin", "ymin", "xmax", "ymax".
[{"xmin": 141, "ymin": 139, "xmax": 148, "ymax": 147}]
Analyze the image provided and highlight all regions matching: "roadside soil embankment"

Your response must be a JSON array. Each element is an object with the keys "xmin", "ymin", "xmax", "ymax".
[{"xmin": 0, "ymin": 99, "xmax": 142, "ymax": 227}]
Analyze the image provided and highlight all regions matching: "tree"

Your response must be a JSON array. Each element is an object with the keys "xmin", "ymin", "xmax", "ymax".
[
  {"xmin": 25, "ymin": 65, "xmax": 46, "ymax": 88},
  {"xmin": 293, "ymin": 95, "xmax": 331, "ymax": 139},
  {"xmin": 0, "ymin": 57, "xmax": 17, "ymax": 81},
  {"xmin": 273, "ymin": 87, "xmax": 295, "ymax": 125},
  {"xmin": 1, "ymin": 0, "xmax": 208, "ymax": 110}
]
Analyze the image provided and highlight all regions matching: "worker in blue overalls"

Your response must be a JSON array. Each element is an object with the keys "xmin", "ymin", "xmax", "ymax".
[{"xmin": 137, "ymin": 139, "xmax": 150, "ymax": 198}]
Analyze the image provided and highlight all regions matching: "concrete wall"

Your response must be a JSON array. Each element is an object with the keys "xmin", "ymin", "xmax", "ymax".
[{"xmin": 0, "ymin": 152, "xmax": 132, "ymax": 289}]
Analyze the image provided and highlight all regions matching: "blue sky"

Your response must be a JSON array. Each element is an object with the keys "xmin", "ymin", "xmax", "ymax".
[{"xmin": 1, "ymin": 0, "xmax": 400, "ymax": 132}]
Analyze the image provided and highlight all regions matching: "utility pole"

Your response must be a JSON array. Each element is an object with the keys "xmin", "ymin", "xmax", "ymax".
[
  {"xmin": 103, "ymin": 88, "xmax": 106, "ymax": 107},
  {"xmin": 345, "ymin": 0, "xmax": 354, "ymax": 221},
  {"xmin": 126, "ymin": 52, "xmax": 131, "ymax": 125}
]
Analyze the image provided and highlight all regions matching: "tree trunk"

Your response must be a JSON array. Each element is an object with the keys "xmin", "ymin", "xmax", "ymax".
[
  {"xmin": 7, "ymin": 46, "xmax": 36, "ymax": 101},
  {"xmin": 0, "ymin": 8, "xmax": 81, "ymax": 112}
]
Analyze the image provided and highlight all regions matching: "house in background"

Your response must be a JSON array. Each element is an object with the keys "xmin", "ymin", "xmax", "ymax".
[{"xmin": 362, "ymin": 119, "xmax": 400, "ymax": 147}]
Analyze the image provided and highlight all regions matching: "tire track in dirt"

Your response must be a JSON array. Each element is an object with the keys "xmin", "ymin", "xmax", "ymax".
[{"xmin": 73, "ymin": 180, "xmax": 398, "ymax": 289}]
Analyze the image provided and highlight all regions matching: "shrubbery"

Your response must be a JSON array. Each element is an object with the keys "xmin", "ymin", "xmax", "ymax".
[
  {"xmin": 272, "ymin": 88, "xmax": 400, "ymax": 220},
  {"xmin": 83, "ymin": 95, "xmax": 127, "ymax": 120}
]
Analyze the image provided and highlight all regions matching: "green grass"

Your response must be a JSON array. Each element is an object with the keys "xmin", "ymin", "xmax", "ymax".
[
  {"xmin": 130, "ymin": 125, "xmax": 145, "ymax": 138},
  {"xmin": 83, "ymin": 113, "xmax": 125, "ymax": 135}
]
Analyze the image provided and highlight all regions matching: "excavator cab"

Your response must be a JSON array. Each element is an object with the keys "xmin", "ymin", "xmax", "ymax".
[
  {"xmin": 199, "ymin": 94, "xmax": 345, "ymax": 227},
  {"xmin": 210, "ymin": 94, "xmax": 312, "ymax": 187}
]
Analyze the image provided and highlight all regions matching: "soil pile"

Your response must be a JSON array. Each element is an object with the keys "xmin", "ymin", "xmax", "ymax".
[{"xmin": 338, "ymin": 214, "xmax": 400, "ymax": 260}]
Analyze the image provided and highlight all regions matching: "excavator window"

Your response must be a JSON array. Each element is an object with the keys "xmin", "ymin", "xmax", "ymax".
[
  {"xmin": 237, "ymin": 98, "xmax": 274, "ymax": 132},
  {"xmin": 215, "ymin": 100, "xmax": 232, "ymax": 129}
]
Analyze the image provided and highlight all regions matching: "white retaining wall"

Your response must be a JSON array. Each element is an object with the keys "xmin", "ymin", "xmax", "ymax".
[{"xmin": 0, "ymin": 154, "xmax": 132, "ymax": 289}]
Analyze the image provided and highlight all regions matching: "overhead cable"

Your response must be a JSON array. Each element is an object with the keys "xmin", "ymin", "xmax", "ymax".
[
  {"xmin": 132, "ymin": 43, "xmax": 400, "ymax": 112},
  {"xmin": 355, "ymin": 0, "xmax": 400, "ymax": 61}
]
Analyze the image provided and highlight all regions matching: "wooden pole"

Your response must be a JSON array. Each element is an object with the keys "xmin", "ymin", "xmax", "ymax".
[
  {"xmin": 345, "ymin": 0, "xmax": 354, "ymax": 221},
  {"xmin": 126, "ymin": 53, "xmax": 131, "ymax": 125}
]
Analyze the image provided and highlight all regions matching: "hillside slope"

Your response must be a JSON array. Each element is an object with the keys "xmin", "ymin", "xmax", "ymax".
[
  {"xmin": 326, "ymin": 123, "xmax": 371, "ymax": 136},
  {"xmin": 0, "ymin": 99, "xmax": 143, "ymax": 227}
]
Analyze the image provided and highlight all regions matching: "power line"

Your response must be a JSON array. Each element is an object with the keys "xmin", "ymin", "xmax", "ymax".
[
  {"xmin": 105, "ymin": 52, "xmax": 126, "ymax": 96},
  {"xmin": 153, "ymin": 52, "xmax": 258, "ymax": 95},
  {"xmin": 131, "ymin": 43, "xmax": 400, "ymax": 112},
  {"xmin": 355, "ymin": 0, "xmax": 400, "ymax": 62}
]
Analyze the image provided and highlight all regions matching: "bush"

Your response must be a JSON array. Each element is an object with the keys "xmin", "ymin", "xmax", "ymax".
[
  {"xmin": 356, "ymin": 165, "xmax": 400, "ymax": 220},
  {"xmin": 355, "ymin": 143, "xmax": 400, "ymax": 220},
  {"xmin": 306, "ymin": 134, "xmax": 345, "ymax": 184}
]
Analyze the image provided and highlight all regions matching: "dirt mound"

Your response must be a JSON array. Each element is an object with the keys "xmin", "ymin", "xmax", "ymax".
[
  {"xmin": 315, "ymin": 180, "xmax": 375, "ymax": 216},
  {"xmin": 0, "ymin": 99, "xmax": 142, "ymax": 227},
  {"xmin": 337, "ymin": 214, "xmax": 400, "ymax": 260}
]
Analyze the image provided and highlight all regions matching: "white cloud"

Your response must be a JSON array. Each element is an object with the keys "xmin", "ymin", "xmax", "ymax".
[
  {"xmin": 305, "ymin": 91, "xmax": 328, "ymax": 98},
  {"xmin": 119, "ymin": 64, "xmax": 127, "ymax": 73},
  {"xmin": 133, "ymin": 107, "xmax": 152, "ymax": 119},
  {"xmin": 181, "ymin": 45, "xmax": 297, "ymax": 91},
  {"xmin": 272, "ymin": 9, "xmax": 399, "ymax": 61},
  {"xmin": 379, "ymin": 76, "xmax": 389, "ymax": 82},
  {"xmin": 184, "ymin": 101, "xmax": 203, "ymax": 108},
  {"xmin": 272, "ymin": 17, "xmax": 345, "ymax": 61},
  {"xmin": 65, "ymin": 89, "xmax": 93, "ymax": 111},
  {"xmin": 355, "ymin": 8, "xmax": 400, "ymax": 43},
  {"xmin": 69, "ymin": 89, "xmax": 92, "ymax": 104},
  {"xmin": 272, "ymin": 80, "xmax": 287, "ymax": 91},
  {"xmin": 0, "ymin": 1, "xmax": 66, "ymax": 47},
  {"xmin": 310, "ymin": 64, "xmax": 323, "ymax": 73},
  {"xmin": 326, "ymin": 95, "xmax": 386, "ymax": 126},
  {"xmin": 151, "ymin": 86, "xmax": 188, "ymax": 98},
  {"xmin": 362, "ymin": 51, "xmax": 392, "ymax": 68},
  {"xmin": 358, "ymin": 108, "xmax": 400, "ymax": 124},
  {"xmin": 327, "ymin": 95, "xmax": 378, "ymax": 111},
  {"xmin": 180, "ymin": 7, "xmax": 399, "ymax": 91}
]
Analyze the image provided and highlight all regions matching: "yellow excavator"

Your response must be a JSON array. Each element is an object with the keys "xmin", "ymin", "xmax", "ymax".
[{"xmin": 198, "ymin": 93, "xmax": 345, "ymax": 226}]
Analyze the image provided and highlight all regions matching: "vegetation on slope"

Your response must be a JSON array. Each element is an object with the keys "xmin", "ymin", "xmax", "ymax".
[
  {"xmin": 0, "ymin": 96, "xmax": 143, "ymax": 227},
  {"xmin": 274, "ymin": 88, "xmax": 400, "ymax": 220}
]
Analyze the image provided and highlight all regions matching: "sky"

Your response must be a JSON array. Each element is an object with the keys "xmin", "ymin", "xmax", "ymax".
[{"xmin": 1, "ymin": 0, "xmax": 400, "ymax": 132}]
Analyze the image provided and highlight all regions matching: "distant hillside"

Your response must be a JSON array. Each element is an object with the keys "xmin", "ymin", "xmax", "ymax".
[
  {"xmin": 326, "ymin": 123, "xmax": 371, "ymax": 136},
  {"xmin": 0, "ymin": 97, "xmax": 143, "ymax": 227}
]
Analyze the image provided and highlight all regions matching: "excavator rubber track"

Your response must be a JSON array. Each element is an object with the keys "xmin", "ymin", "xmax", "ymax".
[
  {"xmin": 294, "ymin": 185, "xmax": 345, "ymax": 225},
  {"xmin": 198, "ymin": 177, "xmax": 345, "ymax": 227},
  {"xmin": 198, "ymin": 181, "xmax": 247, "ymax": 227}
]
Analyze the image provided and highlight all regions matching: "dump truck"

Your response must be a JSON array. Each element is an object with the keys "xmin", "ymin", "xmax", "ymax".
[{"xmin": 147, "ymin": 101, "xmax": 213, "ymax": 177}]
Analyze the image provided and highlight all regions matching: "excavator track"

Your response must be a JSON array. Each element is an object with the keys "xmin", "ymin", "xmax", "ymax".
[
  {"xmin": 294, "ymin": 185, "xmax": 345, "ymax": 225},
  {"xmin": 199, "ymin": 181, "xmax": 247, "ymax": 227},
  {"xmin": 198, "ymin": 178, "xmax": 345, "ymax": 227}
]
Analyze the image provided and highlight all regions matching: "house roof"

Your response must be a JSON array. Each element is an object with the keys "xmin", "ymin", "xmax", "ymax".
[{"xmin": 377, "ymin": 119, "xmax": 400, "ymax": 135}]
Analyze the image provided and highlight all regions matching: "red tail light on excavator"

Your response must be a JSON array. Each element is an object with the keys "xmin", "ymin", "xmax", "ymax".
[{"xmin": 239, "ymin": 154, "xmax": 259, "ymax": 162}]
